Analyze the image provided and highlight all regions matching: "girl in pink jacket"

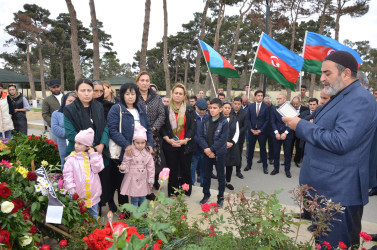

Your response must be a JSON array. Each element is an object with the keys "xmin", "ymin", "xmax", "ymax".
[
  {"xmin": 63, "ymin": 128, "xmax": 104, "ymax": 219},
  {"xmin": 119, "ymin": 125, "xmax": 155, "ymax": 207}
]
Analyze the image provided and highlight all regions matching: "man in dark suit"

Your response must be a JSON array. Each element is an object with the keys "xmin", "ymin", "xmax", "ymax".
[
  {"xmin": 291, "ymin": 96, "xmax": 308, "ymax": 168},
  {"xmin": 283, "ymin": 51, "xmax": 377, "ymax": 248},
  {"xmin": 232, "ymin": 97, "xmax": 248, "ymax": 179},
  {"xmin": 300, "ymin": 98, "xmax": 318, "ymax": 120},
  {"xmin": 245, "ymin": 90, "xmax": 270, "ymax": 174},
  {"xmin": 257, "ymin": 96, "xmax": 274, "ymax": 165},
  {"xmin": 270, "ymin": 94, "xmax": 294, "ymax": 178}
]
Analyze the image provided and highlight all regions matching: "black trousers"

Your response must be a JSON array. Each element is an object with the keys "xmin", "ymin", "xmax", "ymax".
[
  {"xmin": 225, "ymin": 166, "xmax": 233, "ymax": 182},
  {"xmin": 235, "ymin": 139, "xmax": 244, "ymax": 173},
  {"xmin": 165, "ymin": 148, "xmax": 193, "ymax": 197},
  {"xmin": 109, "ymin": 159, "xmax": 128, "ymax": 205}
]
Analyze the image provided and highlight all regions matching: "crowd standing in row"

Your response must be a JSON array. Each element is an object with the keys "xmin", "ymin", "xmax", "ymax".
[{"xmin": 1, "ymin": 51, "xmax": 377, "ymax": 248}]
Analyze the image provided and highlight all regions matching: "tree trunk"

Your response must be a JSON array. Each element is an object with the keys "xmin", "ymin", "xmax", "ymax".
[
  {"xmin": 25, "ymin": 36, "xmax": 36, "ymax": 100},
  {"xmin": 226, "ymin": 0, "xmax": 253, "ymax": 99},
  {"xmin": 335, "ymin": 0, "xmax": 341, "ymax": 41},
  {"xmin": 59, "ymin": 54, "xmax": 65, "ymax": 92},
  {"xmin": 66, "ymin": 0, "xmax": 83, "ymax": 83},
  {"xmin": 212, "ymin": 1, "xmax": 225, "ymax": 91},
  {"xmin": 162, "ymin": 0, "xmax": 171, "ymax": 96},
  {"xmin": 194, "ymin": 0, "xmax": 210, "ymax": 94},
  {"xmin": 174, "ymin": 56, "xmax": 180, "ymax": 84},
  {"xmin": 37, "ymin": 38, "xmax": 46, "ymax": 98},
  {"xmin": 184, "ymin": 41, "xmax": 194, "ymax": 86},
  {"xmin": 89, "ymin": 0, "xmax": 100, "ymax": 80},
  {"xmin": 140, "ymin": 0, "xmax": 151, "ymax": 72}
]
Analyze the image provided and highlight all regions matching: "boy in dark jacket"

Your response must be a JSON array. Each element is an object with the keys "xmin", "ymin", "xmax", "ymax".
[{"xmin": 199, "ymin": 98, "xmax": 229, "ymax": 206}]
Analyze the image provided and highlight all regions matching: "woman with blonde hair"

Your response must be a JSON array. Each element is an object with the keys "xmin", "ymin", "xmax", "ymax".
[
  {"xmin": 103, "ymin": 81, "xmax": 119, "ymax": 104},
  {"xmin": 160, "ymin": 83, "xmax": 196, "ymax": 197}
]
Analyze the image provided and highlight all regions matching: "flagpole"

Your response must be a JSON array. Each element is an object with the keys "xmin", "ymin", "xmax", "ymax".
[
  {"xmin": 197, "ymin": 39, "xmax": 218, "ymax": 98},
  {"xmin": 299, "ymin": 31, "xmax": 308, "ymax": 102},
  {"xmin": 247, "ymin": 32, "xmax": 264, "ymax": 99}
]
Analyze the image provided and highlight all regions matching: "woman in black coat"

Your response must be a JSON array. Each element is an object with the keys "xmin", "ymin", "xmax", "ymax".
[
  {"xmin": 223, "ymin": 102, "xmax": 240, "ymax": 191},
  {"xmin": 8, "ymin": 84, "xmax": 29, "ymax": 135},
  {"xmin": 160, "ymin": 83, "xmax": 196, "ymax": 197}
]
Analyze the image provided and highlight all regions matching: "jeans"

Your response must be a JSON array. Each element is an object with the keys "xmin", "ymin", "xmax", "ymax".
[
  {"xmin": 131, "ymin": 196, "xmax": 146, "ymax": 208},
  {"xmin": 191, "ymin": 153, "xmax": 204, "ymax": 186},
  {"xmin": 88, "ymin": 203, "xmax": 99, "ymax": 219},
  {"xmin": 0, "ymin": 130, "xmax": 11, "ymax": 139},
  {"xmin": 203, "ymin": 154, "xmax": 226, "ymax": 199}
]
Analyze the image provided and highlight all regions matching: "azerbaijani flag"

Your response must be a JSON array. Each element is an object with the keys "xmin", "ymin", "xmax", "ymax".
[
  {"xmin": 199, "ymin": 40, "xmax": 240, "ymax": 78},
  {"xmin": 254, "ymin": 33, "xmax": 304, "ymax": 91},
  {"xmin": 302, "ymin": 31, "xmax": 363, "ymax": 75}
]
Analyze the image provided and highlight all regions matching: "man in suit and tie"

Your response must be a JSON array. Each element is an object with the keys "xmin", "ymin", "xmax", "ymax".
[
  {"xmin": 245, "ymin": 90, "xmax": 270, "ymax": 174},
  {"xmin": 283, "ymin": 51, "xmax": 377, "ymax": 248},
  {"xmin": 291, "ymin": 97, "xmax": 309, "ymax": 168},
  {"xmin": 300, "ymin": 98, "xmax": 318, "ymax": 120},
  {"xmin": 270, "ymin": 94, "xmax": 294, "ymax": 178}
]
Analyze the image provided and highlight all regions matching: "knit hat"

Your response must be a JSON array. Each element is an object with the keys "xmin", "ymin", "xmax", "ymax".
[
  {"xmin": 133, "ymin": 125, "xmax": 147, "ymax": 141},
  {"xmin": 75, "ymin": 128, "xmax": 94, "ymax": 146},
  {"xmin": 195, "ymin": 99, "xmax": 208, "ymax": 110},
  {"xmin": 324, "ymin": 51, "xmax": 358, "ymax": 74}
]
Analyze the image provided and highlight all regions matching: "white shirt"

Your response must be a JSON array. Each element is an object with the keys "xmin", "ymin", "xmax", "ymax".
[
  {"xmin": 127, "ymin": 108, "xmax": 141, "ymax": 127},
  {"xmin": 226, "ymin": 117, "xmax": 239, "ymax": 144},
  {"xmin": 54, "ymin": 93, "xmax": 63, "ymax": 105}
]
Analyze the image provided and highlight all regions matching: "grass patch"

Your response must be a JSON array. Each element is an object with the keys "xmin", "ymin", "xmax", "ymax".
[{"xmin": 31, "ymin": 108, "xmax": 42, "ymax": 112}]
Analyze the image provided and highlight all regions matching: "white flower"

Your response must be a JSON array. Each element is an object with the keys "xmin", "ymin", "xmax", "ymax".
[
  {"xmin": 1, "ymin": 201, "xmax": 14, "ymax": 213},
  {"xmin": 60, "ymin": 189, "xmax": 67, "ymax": 195},
  {"xmin": 41, "ymin": 188, "xmax": 48, "ymax": 196},
  {"xmin": 20, "ymin": 235, "xmax": 32, "ymax": 246},
  {"xmin": 43, "ymin": 182, "xmax": 50, "ymax": 188},
  {"xmin": 35, "ymin": 184, "xmax": 42, "ymax": 193},
  {"xmin": 37, "ymin": 177, "xmax": 44, "ymax": 183}
]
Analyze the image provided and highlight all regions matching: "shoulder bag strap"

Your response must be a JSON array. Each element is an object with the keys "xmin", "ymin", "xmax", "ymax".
[{"xmin": 119, "ymin": 104, "xmax": 122, "ymax": 133}]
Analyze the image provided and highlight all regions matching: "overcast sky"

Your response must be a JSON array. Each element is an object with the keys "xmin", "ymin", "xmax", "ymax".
[{"xmin": 1, "ymin": 0, "xmax": 376, "ymax": 67}]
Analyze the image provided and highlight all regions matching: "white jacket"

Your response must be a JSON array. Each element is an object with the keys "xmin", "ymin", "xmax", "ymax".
[{"xmin": 0, "ymin": 92, "xmax": 14, "ymax": 134}]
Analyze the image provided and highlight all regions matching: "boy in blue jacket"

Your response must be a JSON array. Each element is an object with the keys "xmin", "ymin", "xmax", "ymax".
[{"xmin": 199, "ymin": 98, "xmax": 229, "ymax": 206}]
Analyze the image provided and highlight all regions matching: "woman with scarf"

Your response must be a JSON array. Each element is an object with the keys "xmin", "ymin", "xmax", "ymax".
[
  {"xmin": 107, "ymin": 83, "xmax": 154, "ymax": 207},
  {"xmin": 136, "ymin": 72, "xmax": 165, "ymax": 193},
  {"xmin": 160, "ymin": 83, "xmax": 196, "ymax": 197},
  {"xmin": 7, "ymin": 84, "xmax": 30, "ymax": 135},
  {"xmin": 51, "ymin": 92, "xmax": 76, "ymax": 165},
  {"xmin": 64, "ymin": 78, "xmax": 110, "ymax": 214}
]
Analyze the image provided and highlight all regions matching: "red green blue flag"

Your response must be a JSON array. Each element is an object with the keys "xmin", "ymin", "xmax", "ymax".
[
  {"xmin": 254, "ymin": 33, "xmax": 304, "ymax": 91},
  {"xmin": 302, "ymin": 31, "xmax": 363, "ymax": 75},
  {"xmin": 199, "ymin": 40, "xmax": 240, "ymax": 78}
]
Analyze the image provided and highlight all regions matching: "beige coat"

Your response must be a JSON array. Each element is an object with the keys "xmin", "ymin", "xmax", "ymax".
[{"xmin": 0, "ymin": 92, "xmax": 14, "ymax": 134}]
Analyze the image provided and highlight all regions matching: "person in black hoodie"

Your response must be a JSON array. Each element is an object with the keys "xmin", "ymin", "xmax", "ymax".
[
  {"xmin": 199, "ymin": 98, "xmax": 229, "ymax": 207},
  {"xmin": 160, "ymin": 83, "xmax": 196, "ymax": 197}
]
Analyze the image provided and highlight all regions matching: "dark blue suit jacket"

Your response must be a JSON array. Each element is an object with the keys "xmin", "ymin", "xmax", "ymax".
[
  {"xmin": 247, "ymin": 102, "xmax": 270, "ymax": 132},
  {"xmin": 270, "ymin": 105, "xmax": 292, "ymax": 134},
  {"xmin": 296, "ymin": 80, "xmax": 377, "ymax": 206}
]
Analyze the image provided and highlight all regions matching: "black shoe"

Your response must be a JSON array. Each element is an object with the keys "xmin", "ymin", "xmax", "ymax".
[
  {"xmin": 211, "ymin": 173, "xmax": 217, "ymax": 179},
  {"xmin": 108, "ymin": 202, "xmax": 118, "ymax": 213},
  {"xmin": 369, "ymin": 190, "xmax": 377, "ymax": 196},
  {"xmin": 263, "ymin": 168, "xmax": 268, "ymax": 174},
  {"xmin": 307, "ymin": 224, "xmax": 316, "ymax": 232},
  {"xmin": 281, "ymin": 163, "xmax": 285, "ymax": 166},
  {"xmin": 370, "ymin": 233, "xmax": 377, "ymax": 241},
  {"xmin": 226, "ymin": 183, "xmax": 234, "ymax": 190},
  {"xmin": 200, "ymin": 195, "xmax": 211, "ymax": 205},
  {"xmin": 285, "ymin": 171, "xmax": 292, "ymax": 178},
  {"xmin": 269, "ymin": 160, "xmax": 274, "ymax": 165},
  {"xmin": 257, "ymin": 159, "xmax": 262, "ymax": 163},
  {"xmin": 244, "ymin": 165, "xmax": 252, "ymax": 171},
  {"xmin": 217, "ymin": 197, "xmax": 224, "ymax": 207},
  {"xmin": 295, "ymin": 162, "xmax": 301, "ymax": 168},
  {"xmin": 146, "ymin": 193, "xmax": 156, "ymax": 201},
  {"xmin": 293, "ymin": 212, "xmax": 311, "ymax": 220},
  {"xmin": 236, "ymin": 172, "xmax": 244, "ymax": 179},
  {"xmin": 270, "ymin": 169, "xmax": 279, "ymax": 175}
]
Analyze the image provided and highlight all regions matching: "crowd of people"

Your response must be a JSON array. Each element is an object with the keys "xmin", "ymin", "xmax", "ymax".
[{"xmin": 1, "ymin": 51, "xmax": 377, "ymax": 248}]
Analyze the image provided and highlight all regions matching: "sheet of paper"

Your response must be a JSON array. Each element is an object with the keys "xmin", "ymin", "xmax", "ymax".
[
  {"xmin": 277, "ymin": 102, "xmax": 299, "ymax": 117},
  {"xmin": 46, "ymin": 205, "xmax": 64, "ymax": 224}
]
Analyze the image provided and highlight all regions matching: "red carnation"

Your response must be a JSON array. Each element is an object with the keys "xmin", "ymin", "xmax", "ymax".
[
  {"xmin": 28, "ymin": 225, "xmax": 37, "ymax": 234},
  {"xmin": 338, "ymin": 242, "xmax": 347, "ymax": 250},
  {"xmin": 201, "ymin": 203, "xmax": 211, "ymax": 212},
  {"xmin": 0, "ymin": 183, "xmax": 11, "ymax": 198},
  {"xmin": 360, "ymin": 232, "xmax": 372, "ymax": 242},
  {"xmin": 41, "ymin": 244, "xmax": 50, "ymax": 250},
  {"xmin": 0, "ymin": 229, "xmax": 10, "ymax": 244},
  {"xmin": 119, "ymin": 213, "xmax": 126, "ymax": 219},
  {"xmin": 156, "ymin": 239, "xmax": 163, "ymax": 245},
  {"xmin": 80, "ymin": 207, "xmax": 87, "ymax": 215},
  {"xmin": 59, "ymin": 240, "xmax": 67, "ymax": 247},
  {"xmin": 321, "ymin": 241, "xmax": 332, "ymax": 249},
  {"xmin": 11, "ymin": 198, "xmax": 25, "ymax": 214},
  {"xmin": 153, "ymin": 244, "xmax": 161, "ymax": 250},
  {"xmin": 27, "ymin": 172, "xmax": 38, "ymax": 181},
  {"xmin": 78, "ymin": 200, "xmax": 85, "ymax": 208},
  {"xmin": 72, "ymin": 193, "xmax": 79, "ymax": 200},
  {"xmin": 209, "ymin": 203, "xmax": 218, "ymax": 208}
]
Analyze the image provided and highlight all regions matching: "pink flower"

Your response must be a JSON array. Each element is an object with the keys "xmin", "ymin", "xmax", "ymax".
[
  {"xmin": 182, "ymin": 183, "xmax": 189, "ymax": 192},
  {"xmin": 0, "ymin": 160, "xmax": 11, "ymax": 168},
  {"xmin": 315, "ymin": 243, "xmax": 321, "ymax": 249},
  {"xmin": 209, "ymin": 203, "xmax": 218, "ymax": 208},
  {"xmin": 159, "ymin": 168, "xmax": 170, "ymax": 181},
  {"xmin": 321, "ymin": 241, "xmax": 332, "ymax": 249},
  {"xmin": 58, "ymin": 179, "xmax": 64, "ymax": 190},
  {"xmin": 107, "ymin": 211, "xmax": 113, "ymax": 221},
  {"xmin": 338, "ymin": 242, "xmax": 347, "ymax": 249},
  {"xmin": 360, "ymin": 232, "xmax": 372, "ymax": 242},
  {"xmin": 181, "ymin": 215, "xmax": 186, "ymax": 220},
  {"xmin": 214, "ymin": 207, "xmax": 218, "ymax": 213},
  {"xmin": 113, "ymin": 223, "xmax": 125, "ymax": 237}
]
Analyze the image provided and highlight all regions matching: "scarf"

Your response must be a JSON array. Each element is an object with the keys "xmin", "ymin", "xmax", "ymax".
[
  {"xmin": 58, "ymin": 93, "xmax": 72, "ymax": 113},
  {"xmin": 169, "ymin": 102, "xmax": 186, "ymax": 136},
  {"xmin": 64, "ymin": 98, "xmax": 106, "ymax": 146},
  {"xmin": 9, "ymin": 91, "xmax": 20, "ymax": 100}
]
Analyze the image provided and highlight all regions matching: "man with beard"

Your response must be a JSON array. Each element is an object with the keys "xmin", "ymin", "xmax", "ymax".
[
  {"xmin": 42, "ymin": 79, "xmax": 64, "ymax": 143},
  {"xmin": 283, "ymin": 51, "xmax": 377, "ymax": 248}
]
